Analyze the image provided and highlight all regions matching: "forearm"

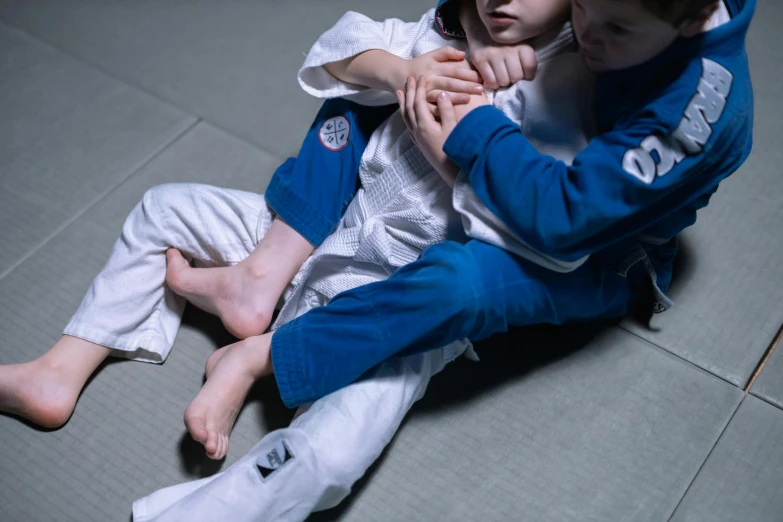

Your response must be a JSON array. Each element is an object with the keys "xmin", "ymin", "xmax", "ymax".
[{"xmin": 323, "ymin": 50, "xmax": 409, "ymax": 94}]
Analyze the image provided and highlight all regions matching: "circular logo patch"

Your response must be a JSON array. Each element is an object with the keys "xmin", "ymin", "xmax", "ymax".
[{"xmin": 318, "ymin": 115, "xmax": 350, "ymax": 151}]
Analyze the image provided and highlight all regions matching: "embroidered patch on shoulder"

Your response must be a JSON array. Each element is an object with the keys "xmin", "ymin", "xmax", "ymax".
[
  {"xmin": 255, "ymin": 440, "xmax": 295, "ymax": 481},
  {"xmin": 319, "ymin": 115, "xmax": 350, "ymax": 151}
]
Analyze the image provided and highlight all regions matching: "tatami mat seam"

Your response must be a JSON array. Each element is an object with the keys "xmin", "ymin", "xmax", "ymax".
[
  {"xmin": 745, "ymin": 323, "xmax": 783, "ymax": 393},
  {"xmin": 620, "ymin": 325, "xmax": 743, "ymax": 390},
  {"xmin": 0, "ymin": 17, "xmax": 292, "ymax": 162},
  {"xmin": 664, "ymin": 394, "xmax": 745, "ymax": 522},
  {"xmin": 0, "ymin": 119, "xmax": 199, "ymax": 283}
]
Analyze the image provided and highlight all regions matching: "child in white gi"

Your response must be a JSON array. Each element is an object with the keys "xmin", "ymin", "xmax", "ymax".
[
  {"xmin": 1, "ymin": 0, "xmax": 592, "ymax": 520},
  {"xmin": 178, "ymin": 0, "xmax": 591, "ymax": 460},
  {"xmin": 134, "ymin": 0, "xmax": 747, "ymax": 518},
  {"xmin": 132, "ymin": 1, "xmax": 604, "ymax": 520}
]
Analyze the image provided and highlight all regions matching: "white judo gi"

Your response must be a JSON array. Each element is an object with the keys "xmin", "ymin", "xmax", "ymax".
[{"xmin": 60, "ymin": 9, "xmax": 595, "ymax": 521}]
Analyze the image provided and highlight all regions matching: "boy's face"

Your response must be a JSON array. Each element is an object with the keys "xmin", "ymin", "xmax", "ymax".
[
  {"xmin": 572, "ymin": 0, "xmax": 695, "ymax": 72},
  {"xmin": 475, "ymin": 0, "xmax": 571, "ymax": 44}
]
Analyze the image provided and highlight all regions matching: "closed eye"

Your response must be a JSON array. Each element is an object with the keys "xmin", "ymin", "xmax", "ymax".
[{"xmin": 607, "ymin": 22, "xmax": 630, "ymax": 35}]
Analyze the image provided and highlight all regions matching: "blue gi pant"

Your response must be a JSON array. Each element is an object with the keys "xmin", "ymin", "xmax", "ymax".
[
  {"xmin": 265, "ymin": 98, "xmax": 396, "ymax": 246},
  {"xmin": 266, "ymin": 99, "xmax": 651, "ymax": 410},
  {"xmin": 271, "ymin": 239, "xmax": 647, "ymax": 408}
]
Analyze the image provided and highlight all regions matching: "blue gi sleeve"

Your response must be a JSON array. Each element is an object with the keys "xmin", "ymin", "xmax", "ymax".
[{"xmin": 443, "ymin": 59, "xmax": 752, "ymax": 262}]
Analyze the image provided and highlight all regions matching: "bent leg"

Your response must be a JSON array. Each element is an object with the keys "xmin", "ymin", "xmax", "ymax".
[{"xmin": 271, "ymin": 240, "xmax": 635, "ymax": 407}]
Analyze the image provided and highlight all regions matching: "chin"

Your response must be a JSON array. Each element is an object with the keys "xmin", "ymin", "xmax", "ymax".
[
  {"xmin": 490, "ymin": 34, "xmax": 525, "ymax": 45},
  {"xmin": 488, "ymin": 29, "xmax": 526, "ymax": 45},
  {"xmin": 584, "ymin": 61, "xmax": 611, "ymax": 72}
]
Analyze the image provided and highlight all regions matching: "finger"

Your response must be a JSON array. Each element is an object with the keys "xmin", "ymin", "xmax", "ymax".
[
  {"xmin": 396, "ymin": 90, "xmax": 413, "ymax": 130},
  {"xmin": 477, "ymin": 62, "xmax": 498, "ymax": 90},
  {"xmin": 504, "ymin": 54, "xmax": 524, "ymax": 85},
  {"xmin": 405, "ymin": 76, "xmax": 417, "ymax": 130},
  {"xmin": 431, "ymin": 77, "xmax": 484, "ymax": 95},
  {"xmin": 426, "ymin": 89, "xmax": 470, "ymax": 105},
  {"xmin": 414, "ymin": 75, "xmax": 436, "ymax": 128},
  {"xmin": 437, "ymin": 92, "xmax": 456, "ymax": 133},
  {"xmin": 519, "ymin": 45, "xmax": 538, "ymax": 80},
  {"xmin": 446, "ymin": 63, "xmax": 483, "ymax": 84},
  {"xmin": 433, "ymin": 46, "xmax": 466, "ymax": 62},
  {"xmin": 491, "ymin": 56, "xmax": 511, "ymax": 87}
]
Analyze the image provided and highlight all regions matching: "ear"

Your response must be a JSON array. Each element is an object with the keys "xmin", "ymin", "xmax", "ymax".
[{"xmin": 678, "ymin": 2, "xmax": 720, "ymax": 38}]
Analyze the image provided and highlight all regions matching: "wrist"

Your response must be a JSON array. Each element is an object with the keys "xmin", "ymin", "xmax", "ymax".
[
  {"xmin": 436, "ymin": 160, "xmax": 460, "ymax": 188},
  {"xmin": 380, "ymin": 54, "xmax": 411, "ymax": 93}
]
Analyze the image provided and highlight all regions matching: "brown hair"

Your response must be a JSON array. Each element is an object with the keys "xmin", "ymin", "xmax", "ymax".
[{"xmin": 641, "ymin": 0, "xmax": 719, "ymax": 24}]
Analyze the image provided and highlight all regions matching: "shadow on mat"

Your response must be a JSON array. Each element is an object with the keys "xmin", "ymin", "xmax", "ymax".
[
  {"xmin": 668, "ymin": 233, "xmax": 694, "ymax": 294},
  {"xmin": 308, "ymin": 242, "xmax": 695, "ymax": 520},
  {"xmin": 167, "ymin": 239, "xmax": 686, "ymax": 500},
  {"xmin": 307, "ymin": 320, "xmax": 616, "ymax": 521}
]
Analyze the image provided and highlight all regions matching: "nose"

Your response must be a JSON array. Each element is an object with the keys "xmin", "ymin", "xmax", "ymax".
[{"xmin": 487, "ymin": 0, "xmax": 512, "ymax": 9}]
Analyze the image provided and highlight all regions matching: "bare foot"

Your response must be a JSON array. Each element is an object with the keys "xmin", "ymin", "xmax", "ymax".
[
  {"xmin": 0, "ymin": 336, "xmax": 110, "ymax": 428},
  {"xmin": 165, "ymin": 249, "xmax": 280, "ymax": 339},
  {"xmin": 184, "ymin": 334, "xmax": 273, "ymax": 460},
  {"xmin": 204, "ymin": 345, "xmax": 229, "ymax": 378}
]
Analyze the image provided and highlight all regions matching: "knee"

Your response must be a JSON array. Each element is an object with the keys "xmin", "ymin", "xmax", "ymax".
[
  {"xmin": 136, "ymin": 183, "xmax": 200, "ymax": 226},
  {"xmin": 417, "ymin": 241, "xmax": 484, "ymax": 312},
  {"xmin": 138, "ymin": 184, "xmax": 174, "ymax": 221},
  {"xmin": 123, "ymin": 183, "xmax": 191, "ymax": 239}
]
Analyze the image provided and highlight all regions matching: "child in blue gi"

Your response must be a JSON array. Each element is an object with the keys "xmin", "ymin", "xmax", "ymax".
[{"xmin": 182, "ymin": 0, "xmax": 754, "ymax": 451}]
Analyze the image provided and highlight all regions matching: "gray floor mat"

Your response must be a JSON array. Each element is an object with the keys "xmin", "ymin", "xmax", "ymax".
[
  {"xmin": 0, "ymin": 123, "xmax": 293, "ymax": 522},
  {"xmin": 0, "ymin": 0, "xmax": 431, "ymax": 156},
  {"xmin": 0, "ymin": 0, "xmax": 781, "ymax": 520},
  {"xmin": 0, "ymin": 21, "xmax": 194, "ymax": 276},
  {"xmin": 309, "ymin": 328, "xmax": 742, "ymax": 522},
  {"xmin": 670, "ymin": 395, "xmax": 783, "ymax": 522},
  {"xmin": 622, "ymin": 0, "xmax": 783, "ymax": 387},
  {"xmin": 750, "ymin": 340, "xmax": 783, "ymax": 409}
]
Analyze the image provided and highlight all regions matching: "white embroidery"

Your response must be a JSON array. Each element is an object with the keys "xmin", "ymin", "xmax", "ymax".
[{"xmin": 622, "ymin": 58, "xmax": 734, "ymax": 184}]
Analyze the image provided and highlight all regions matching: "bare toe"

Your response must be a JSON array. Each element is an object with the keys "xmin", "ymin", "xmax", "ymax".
[
  {"xmin": 205, "ymin": 429, "xmax": 220, "ymax": 459},
  {"xmin": 182, "ymin": 337, "xmax": 271, "ymax": 459},
  {"xmin": 165, "ymin": 249, "xmax": 191, "ymax": 294},
  {"xmin": 184, "ymin": 408, "xmax": 208, "ymax": 445}
]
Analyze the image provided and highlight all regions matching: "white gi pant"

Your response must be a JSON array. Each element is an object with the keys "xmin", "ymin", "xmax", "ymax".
[{"xmin": 60, "ymin": 182, "xmax": 469, "ymax": 521}]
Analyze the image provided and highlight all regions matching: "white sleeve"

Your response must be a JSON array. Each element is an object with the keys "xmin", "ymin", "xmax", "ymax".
[{"xmin": 298, "ymin": 9, "xmax": 437, "ymax": 106}]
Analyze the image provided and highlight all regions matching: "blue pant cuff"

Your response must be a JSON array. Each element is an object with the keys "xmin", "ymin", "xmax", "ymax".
[
  {"xmin": 265, "ymin": 175, "xmax": 335, "ymax": 248},
  {"xmin": 271, "ymin": 318, "xmax": 315, "ymax": 409}
]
